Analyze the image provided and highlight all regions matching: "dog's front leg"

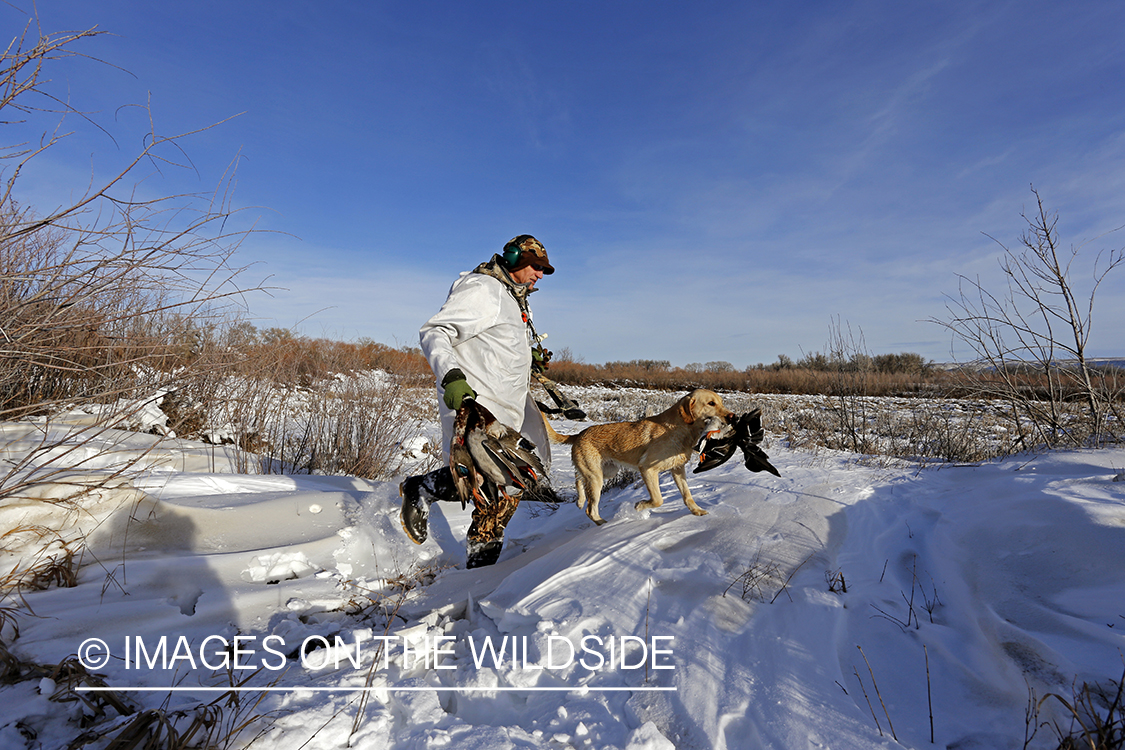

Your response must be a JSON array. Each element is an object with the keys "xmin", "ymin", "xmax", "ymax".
[{"xmin": 671, "ymin": 466, "xmax": 707, "ymax": 516}]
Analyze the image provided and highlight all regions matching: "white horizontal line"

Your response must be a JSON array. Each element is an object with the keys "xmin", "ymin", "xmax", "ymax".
[{"xmin": 78, "ymin": 686, "xmax": 676, "ymax": 693}]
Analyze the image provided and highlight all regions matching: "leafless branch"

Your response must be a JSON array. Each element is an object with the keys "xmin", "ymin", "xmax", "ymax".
[{"xmin": 930, "ymin": 187, "xmax": 1123, "ymax": 447}]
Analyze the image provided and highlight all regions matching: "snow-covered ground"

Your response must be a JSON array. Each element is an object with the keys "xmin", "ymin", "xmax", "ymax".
[{"xmin": 1, "ymin": 391, "xmax": 1124, "ymax": 749}]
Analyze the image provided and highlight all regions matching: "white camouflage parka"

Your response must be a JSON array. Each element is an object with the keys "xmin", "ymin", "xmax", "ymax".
[{"xmin": 419, "ymin": 256, "xmax": 551, "ymax": 469}]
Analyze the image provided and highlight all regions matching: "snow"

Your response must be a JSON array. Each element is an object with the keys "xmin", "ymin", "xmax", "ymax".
[{"xmin": 1, "ymin": 395, "xmax": 1124, "ymax": 749}]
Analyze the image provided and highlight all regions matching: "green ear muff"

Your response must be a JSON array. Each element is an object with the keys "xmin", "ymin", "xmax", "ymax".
[{"xmin": 501, "ymin": 241, "xmax": 522, "ymax": 268}]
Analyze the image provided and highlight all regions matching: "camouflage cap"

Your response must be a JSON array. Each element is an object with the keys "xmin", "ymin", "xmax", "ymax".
[{"xmin": 504, "ymin": 234, "xmax": 554, "ymax": 275}]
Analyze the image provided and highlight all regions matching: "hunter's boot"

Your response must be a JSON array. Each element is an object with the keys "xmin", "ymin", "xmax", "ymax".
[
  {"xmin": 399, "ymin": 468, "xmax": 457, "ymax": 544},
  {"xmin": 465, "ymin": 539, "xmax": 504, "ymax": 569}
]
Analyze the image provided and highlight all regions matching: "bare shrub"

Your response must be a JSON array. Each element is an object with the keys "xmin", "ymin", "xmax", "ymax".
[
  {"xmin": 0, "ymin": 643, "xmax": 135, "ymax": 734},
  {"xmin": 825, "ymin": 319, "xmax": 879, "ymax": 455},
  {"xmin": 233, "ymin": 330, "xmax": 431, "ymax": 387},
  {"xmin": 899, "ymin": 402, "xmax": 1003, "ymax": 464},
  {"xmin": 65, "ymin": 671, "xmax": 278, "ymax": 750},
  {"xmin": 872, "ymin": 352, "xmax": 931, "ymax": 375},
  {"xmin": 755, "ymin": 390, "xmax": 1026, "ymax": 466},
  {"xmin": 0, "ymin": 17, "xmax": 269, "ymax": 638},
  {"xmin": 1025, "ymin": 666, "xmax": 1125, "ymax": 750},
  {"xmin": 175, "ymin": 330, "xmax": 438, "ymax": 479},
  {"xmin": 257, "ymin": 371, "xmax": 431, "ymax": 480},
  {"xmin": 724, "ymin": 551, "xmax": 784, "ymax": 602},
  {"xmin": 933, "ymin": 188, "xmax": 1123, "ymax": 448},
  {"xmin": 152, "ymin": 328, "xmax": 435, "ymax": 475},
  {"xmin": 1, "ymin": 21, "xmax": 262, "ymax": 437}
]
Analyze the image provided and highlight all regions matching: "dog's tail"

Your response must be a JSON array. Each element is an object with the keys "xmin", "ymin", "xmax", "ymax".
[{"xmin": 540, "ymin": 411, "xmax": 576, "ymax": 445}]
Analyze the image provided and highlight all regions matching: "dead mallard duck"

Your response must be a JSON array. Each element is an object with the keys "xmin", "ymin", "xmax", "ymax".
[{"xmin": 693, "ymin": 408, "xmax": 780, "ymax": 477}]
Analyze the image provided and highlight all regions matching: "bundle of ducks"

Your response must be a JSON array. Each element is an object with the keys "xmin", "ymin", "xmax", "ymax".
[{"xmin": 449, "ymin": 399, "xmax": 546, "ymax": 507}]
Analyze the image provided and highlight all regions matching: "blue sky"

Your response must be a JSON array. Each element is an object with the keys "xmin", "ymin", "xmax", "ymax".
[{"xmin": 6, "ymin": 1, "xmax": 1125, "ymax": 367}]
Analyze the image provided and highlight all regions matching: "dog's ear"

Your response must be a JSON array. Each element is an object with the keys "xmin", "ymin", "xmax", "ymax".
[{"xmin": 679, "ymin": 394, "xmax": 696, "ymax": 424}]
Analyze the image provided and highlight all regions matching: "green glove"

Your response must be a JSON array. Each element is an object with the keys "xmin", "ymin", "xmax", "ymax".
[
  {"xmin": 441, "ymin": 368, "xmax": 476, "ymax": 410},
  {"xmin": 532, "ymin": 345, "xmax": 552, "ymax": 374}
]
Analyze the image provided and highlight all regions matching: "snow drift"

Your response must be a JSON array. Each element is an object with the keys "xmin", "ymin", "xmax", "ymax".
[{"xmin": 1, "ymin": 400, "xmax": 1123, "ymax": 749}]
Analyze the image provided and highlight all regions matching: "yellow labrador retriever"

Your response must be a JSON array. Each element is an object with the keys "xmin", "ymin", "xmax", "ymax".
[{"xmin": 543, "ymin": 389, "xmax": 733, "ymax": 525}]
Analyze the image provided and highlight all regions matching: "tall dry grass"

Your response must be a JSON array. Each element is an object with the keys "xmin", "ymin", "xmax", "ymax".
[
  {"xmin": 545, "ymin": 355, "xmax": 958, "ymax": 398},
  {"xmin": 148, "ymin": 326, "xmax": 438, "ymax": 480}
]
